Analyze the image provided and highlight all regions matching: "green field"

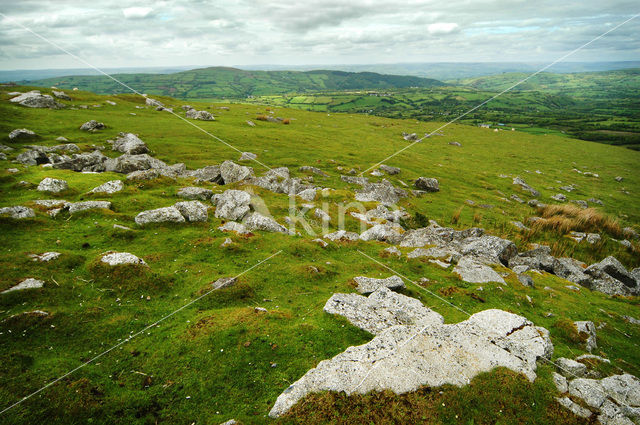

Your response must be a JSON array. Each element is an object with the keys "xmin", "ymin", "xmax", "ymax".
[{"xmin": 0, "ymin": 86, "xmax": 639, "ymax": 424}]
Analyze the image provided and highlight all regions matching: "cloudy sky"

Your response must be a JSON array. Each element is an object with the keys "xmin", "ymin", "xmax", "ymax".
[{"xmin": 0, "ymin": 0, "xmax": 639, "ymax": 70}]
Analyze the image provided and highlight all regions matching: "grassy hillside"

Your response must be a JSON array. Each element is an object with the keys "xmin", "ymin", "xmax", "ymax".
[
  {"xmin": 0, "ymin": 87, "xmax": 639, "ymax": 424},
  {"xmin": 452, "ymin": 69, "xmax": 640, "ymax": 98},
  {"xmin": 26, "ymin": 67, "xmax": 444, "ymax": 99}
]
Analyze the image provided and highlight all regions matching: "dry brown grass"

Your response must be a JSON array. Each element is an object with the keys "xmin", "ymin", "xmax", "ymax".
[{"xmin": 533, "ymin": 204, "xmax": 623, "ymax": 237}]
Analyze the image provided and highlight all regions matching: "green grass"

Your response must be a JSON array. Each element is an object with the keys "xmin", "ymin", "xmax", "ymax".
[{"xmin": 0, "ymin": 86, "xmax": 639, "ymax": 424}]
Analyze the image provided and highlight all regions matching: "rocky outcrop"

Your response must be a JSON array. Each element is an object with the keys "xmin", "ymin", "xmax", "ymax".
[
  {"xmin": 453, "ymin": 256, "xmax": 506, "ymax": 284},
  {"xmin": 269, "ymin": 291, "xmax": 552, "ymax": 417},
  {"xmin": 10, "ymin": 91, "xmax": 63, "ymax": 109},
  {"xmin": 53, "ymin": 150, "xmax": 108, "ymax": 172}
]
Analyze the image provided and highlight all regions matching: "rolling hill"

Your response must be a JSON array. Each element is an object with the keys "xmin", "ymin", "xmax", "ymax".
[
  {"xmin": 25, "ymin": 67, "xmax": 445, "ymax": 99},
  {"xmin": 0, "ymin": 86, "xmax": 639, "ymax": 424}
]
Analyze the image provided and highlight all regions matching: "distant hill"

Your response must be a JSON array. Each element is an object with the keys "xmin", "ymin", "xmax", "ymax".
[
  {"xmin": 25, "ymin": 67, "xmax": 444, "ymax": 99},
  {"xmin": 239, "ymin": 61, "xmax": 640, "ymax": 80},
  {"xmin": 452, "ymin": 68, "xmax": 640, "ymax": 98}
]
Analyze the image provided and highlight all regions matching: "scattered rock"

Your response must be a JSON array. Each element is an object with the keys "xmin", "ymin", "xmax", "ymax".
[
  {"xmin": 379, "ymin": 164, "xmax": 401, "ymax": 175},
  {"xmin": 8, "ymin": 128, "xmax": 37, "ymax": 140},
  {"xmin": 324, "ymin": 230, "xmax": 359, "ymax": 242},
  {"xmin": 574, "ymin": 321, "xmax": 597, "ymax": 353},
  {"xmin": 212, "ymin": 277, "xmax": 237, "ymax": 290},
  {"xmin": 517, "ymin": 274, "xmax": 534, "ymax": 287},
  {"xmin": 91, "ymin": 180, "xmax": 124, "ymax": 194},
  {"xmin": 414, "ymin": 177, "xmax": 439, "ymax": 192},
  {"xmin": 359, "ymin": 224, "xmax": 403, "ymax": 243},
  {"xmin": 37, "ymin": 177, "xmax": 68, "ymax": 193},
  {"xmin": 299, "ymin": 166, "xmax": 328, "ymax": 177},
  {"xmin": 68, "ymin": 201, "xmax": 111, "ymax": 214},
  {"xmin": 513, "ymin": 177, "xmax": 540, "ymax": 197},
  {"xmin": 0, "ymin": 205, "xmax": 35, "ymax": 219},
  {"xmin": 101, "ymin": 252, "xmax": 147, "ymax": 266},
  {"xmin": 79, "ymin": 120, "xmax": 105, "ymax": 131},
  {"xmin": 135, "ymin": 206, "xmax": 185, "ymax": 225},
  {"xmin": 218, "ymin": 221, "xmax": 250, "ymax": 235},
  {"xmin": 356, "ymin": 180, "xmax": 407, "ymax": 205},
  {"xmin": 186, "ymin": 109, "xmax": 214, "ymax": 120},
  {"xmin": 243, "ymin": 212, "xmax": 286, "ymax": 233},
  {"xmin": 10, "ymin": 91, "xmax": 63, "ymax": 109},
  {"xmin": 29, "ymin": 252, "xmax": 60, "ymax": 262},
  {"xmin": 112, "ymin": 133, "xmax": 149, "ymax": 155},
  {"xmin": 239, "ymin": 152, "xmax": 257, "ymax": 161},
  {"xmin": 52, "ymin": 90, "xmax": 71, "ymax": 100},
  {"xmin": 1, "ymin": 278, "xmax": 44, "ymax": 294},
  {"xmin": 353, "ymin": 275, "xmax": 405, "ymax": 294}
]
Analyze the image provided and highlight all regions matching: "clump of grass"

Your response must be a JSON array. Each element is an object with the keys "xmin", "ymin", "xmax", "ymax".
[
  {"xmin": 534, "ymin": 204, "xmax": 622, "ymax": 237},
  {"xmin": 450, "ymin": 207, "xmax": 463, "ymax": 225}
]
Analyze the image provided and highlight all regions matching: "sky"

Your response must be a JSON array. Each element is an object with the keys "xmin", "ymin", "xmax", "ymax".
[{"xmin": 0, "ymin": 0, "xmax": 639, "ymax": 70}]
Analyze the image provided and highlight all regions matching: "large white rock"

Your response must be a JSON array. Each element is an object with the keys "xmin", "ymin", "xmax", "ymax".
[
  {"xmin": 0, "ymin": 205, "xmax": 35, "ymax": 219},
  {"xmin": 37, "ymin": 177, "xmax": 68, "ymax": 193},
  {"xmin": 269, "ymin": 297, "xmax": 553, "ymax": 417}
]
